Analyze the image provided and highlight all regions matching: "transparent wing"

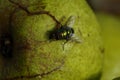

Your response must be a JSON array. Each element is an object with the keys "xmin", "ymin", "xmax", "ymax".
[
  {"xmin": 71, "ymin": 34, "xmax": 82, "ymax": 43},
  {"xmin": 65, "ymin": 16, "xmax": 76, "ymax": 28}
]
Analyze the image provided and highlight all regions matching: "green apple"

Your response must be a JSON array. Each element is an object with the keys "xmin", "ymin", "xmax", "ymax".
[{"xmin": 0, "ymin": 0, "xmax": 103, "ymax": 80}]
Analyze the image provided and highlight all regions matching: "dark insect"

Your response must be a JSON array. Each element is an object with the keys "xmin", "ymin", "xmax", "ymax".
[
  {"xmin": 49, "ymin": 25, "xmax": 74, "ymax": 41},
  {"xmin": 0, "ymin": 34, "xmax": 13, "ymax": 57},
  {"xmin": 48, "ymin": 16, "xmax": 81, "ymax": 43}
]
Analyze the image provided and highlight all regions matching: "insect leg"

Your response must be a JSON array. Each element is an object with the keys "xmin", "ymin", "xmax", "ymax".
[{"xmin": 62, "ymin": 40, "xmax": 69, "ymax": 50}]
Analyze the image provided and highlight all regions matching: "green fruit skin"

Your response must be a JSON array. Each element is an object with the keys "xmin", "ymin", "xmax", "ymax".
[
  {"xmin": 97, "ymin": 13, "xmax": 120, "ymax": 80},
  {"xmin": 0, "ymin": 0, "xmax": 103, "ymax": 80}
]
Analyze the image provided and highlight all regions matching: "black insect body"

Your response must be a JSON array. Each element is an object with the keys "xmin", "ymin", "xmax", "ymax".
[
  {"xmin": 0, "ymin": 34, "xmax": 13, "ymax": 57},
  {"xmin": 48, "ymin": 16, "xmax": 81, "ymax": 44},
  {"xmin": 49, "ymin": 25, "xmax": 74, "ymax": 41}
]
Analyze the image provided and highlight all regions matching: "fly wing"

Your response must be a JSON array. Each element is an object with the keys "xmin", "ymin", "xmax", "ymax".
[
  {"xmin": 65, "ymin": 16, "xmax": 76, "ymax": 28},
  {"xmin": 71, "ymin": 34, "xmax": 82, "ymax": 43}
]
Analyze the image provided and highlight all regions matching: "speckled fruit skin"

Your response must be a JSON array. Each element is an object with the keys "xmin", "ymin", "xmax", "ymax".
[{"xmin": 0, "ymin": 0, "xmax": 103, "ymax": 80}]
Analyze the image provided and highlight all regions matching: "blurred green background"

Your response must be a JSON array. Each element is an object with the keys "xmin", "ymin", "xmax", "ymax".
[{"xmin": 87, "ymin": 0, "xmax": 120, "ymax": 80}]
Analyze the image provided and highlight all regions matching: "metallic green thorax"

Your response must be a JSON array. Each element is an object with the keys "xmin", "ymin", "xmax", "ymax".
[{"xmin": 49, "ymin": 26, "xmax": 74, "ymax": 40}]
